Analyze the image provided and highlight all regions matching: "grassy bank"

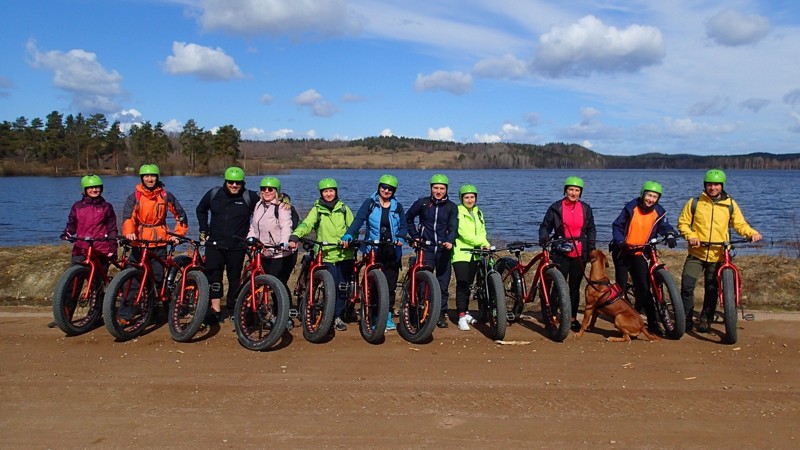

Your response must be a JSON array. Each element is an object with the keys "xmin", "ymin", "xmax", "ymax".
[{"xmin": 2, "ymin": 244, "xmax": 798, "ymax": 311}]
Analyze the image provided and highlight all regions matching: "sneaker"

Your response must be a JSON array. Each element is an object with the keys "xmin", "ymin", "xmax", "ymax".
[
  {"xmin": 385, "ymin": 313, "xmax": 396, "ymax": 331},
  {"xmin": 457, "ymin": 316, "xmax": 471, "ymax": 331},
  {"xmin": 47, "ymin": 321, "xmax": 58, "ymax": 329},
  {"xmin": 697, "ymin": 316, "xmax": 710, "ymax": 333},
  {"xmin": 464, "ymin": 312, "xmax": 477, "ymax": 325},
  {"xmin": 570, "ymin": 320, "xmax": 581, "ymax": 332},
  {"xmin": 334, "ymin": 317, "xmax": 347, "ymax": 331},
  {"xmin": 437, "ymin": 314, "xmax": 449, "ymax": 328}
]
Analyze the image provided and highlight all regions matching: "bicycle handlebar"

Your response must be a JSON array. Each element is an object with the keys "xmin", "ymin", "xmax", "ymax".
[
  {"xmin": 698, "ymin": 238, "xmax": 752, "ymax": 247},
  {"xmin": 461, "ymin": 246, "xmax": 499, "ymax": 256}
]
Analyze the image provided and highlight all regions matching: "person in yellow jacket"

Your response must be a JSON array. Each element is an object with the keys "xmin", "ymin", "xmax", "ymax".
[
  {"xmin": 677, "ymin": 169, "xmax": 762, "ymax": 332},
  {"xmin": 451, "ymin": 184, "xmax": 491, "ymax": 331}
]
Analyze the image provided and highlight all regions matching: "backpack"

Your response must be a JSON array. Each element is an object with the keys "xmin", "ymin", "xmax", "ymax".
[
  {"xmin": 689, "ymin": 196, "xmax": 734, "ymax": 228},
  {"xmin": 209, "ymin": 186, "xmax": 254, "ymax": 210},
  {"xmin": 275, "ymin": 201, "xmax": 300, "ymax": 230}
]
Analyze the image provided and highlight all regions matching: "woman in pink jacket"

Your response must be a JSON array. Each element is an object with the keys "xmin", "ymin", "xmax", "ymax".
[{"xmin": 247, "ymin": 177, "xmax": 296, "ymax": 292}]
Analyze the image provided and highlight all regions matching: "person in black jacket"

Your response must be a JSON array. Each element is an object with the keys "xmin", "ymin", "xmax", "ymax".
[
  {"xmin": 538, "ymin": 176, "xmax": 596, "ymax": 332},
  {"xmin": 196, "ymin": 167, "xmax": 259, "ymax": 323},
  {"xmin": 406, "ymin": 173, "xmax": 459, "ymax": 328}
]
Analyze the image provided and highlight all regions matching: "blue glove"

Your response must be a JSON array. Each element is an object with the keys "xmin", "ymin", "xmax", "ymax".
[{"xmin": 341, "ymin": 234, "xmax": 353, "ymax": 243}]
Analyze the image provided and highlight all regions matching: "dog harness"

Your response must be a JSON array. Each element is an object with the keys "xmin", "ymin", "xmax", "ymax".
[{"xmin": 589, "ymin": 279, "xmax": 624, "ymax": 307}]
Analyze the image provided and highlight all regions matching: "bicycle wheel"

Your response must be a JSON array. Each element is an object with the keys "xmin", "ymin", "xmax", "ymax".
[
  {"xmin": 496, "ymin": 257, "xmax": 523, "ymax": 322},
  {"xmin": 52, "ymin": 265, "xmax": 103, "ymax": 336},
  {"xmin": 234, "ymin": 274, "xmax": 290, "ymax": 351},
  {"xmin": 360, "ymin": 269, "xmax": 389, "ymax": 344},
  {"xmin": 301, "ymin": 270, "xmax": 336, "ymax": 343},
  {"xmin": 539, "ymin": 267, "xmax": 571, "ymax": 342},
  {"xmin": 168, "ymin": 270, "xmax": 210, "ymax": 342},
  {"xmin": 485, "ymin": 271, "xmax": 507, "ymax": 340},
  {"xmin": 103, "ymin": 267, "xmax": 156, "ymax": 341},
  {"xmin": 653, "ymin": 268, "xmax": 685, "ymax": 340},
  {"xmin": 721, "ymin": 268, "xmax": 738, "ymax": 345},
  {"xmin": 398, "ymin": 271, "xmax": 442, "ymax": 344}
]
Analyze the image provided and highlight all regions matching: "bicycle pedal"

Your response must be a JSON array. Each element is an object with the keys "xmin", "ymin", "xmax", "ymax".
[
  {"xmin": 288, "ymin": 308, "xmax": 299, "ymax": 318},
  {"xmin": 506, "ymin": 312, "xmax": 516, "ymax": 322}
]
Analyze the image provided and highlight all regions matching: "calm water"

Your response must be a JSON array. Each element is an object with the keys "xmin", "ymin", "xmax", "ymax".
[{"xmin": 2, "ymin": 169, "xmax": 798, "ymax": 254}]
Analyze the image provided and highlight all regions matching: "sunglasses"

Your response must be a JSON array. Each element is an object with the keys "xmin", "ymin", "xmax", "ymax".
[
  {"xmin": 226, "ymin": 180, "xmax": 243, "ymax": 185},
  {"xmin": 379, "ymin": 184, "xmax": 396, "ymax": 192},
  {"xmin": 260, "ymin": 186, "xmax": 277, "ymax": 192}
]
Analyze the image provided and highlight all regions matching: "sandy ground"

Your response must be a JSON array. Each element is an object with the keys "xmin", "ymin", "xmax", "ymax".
[{"xmin": 1, "ymin": 306, "xmax": 799, "ymax": 449}]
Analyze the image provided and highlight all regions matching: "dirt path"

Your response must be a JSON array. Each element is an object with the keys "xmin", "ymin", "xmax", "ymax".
[{"xmin": 1, "ymin": 307, "xmax": 799, "ymax": 449}]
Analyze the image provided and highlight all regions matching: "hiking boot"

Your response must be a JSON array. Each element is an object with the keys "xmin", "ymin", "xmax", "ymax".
[
  {"xmin": 697, "ymin": 316, "xmax": 710, "ymax": 333},
  {"xmin": 457, "ymin": 316, "xmax": 471, "ymax": 331},
  {"xmin": 385, "ymin": 313, "xmax": 396, "ymax": 331},
  {"xmin": 570, "ymin": 320, "xmax": 581, "ymax": 332},
  {"xmin": 464, "ymin": 312, "xmax": 477, "ymax": 325},
  {"xmin": 47, "ymin": 321, "xmax": 58, "ymax": 329},
  {"xmin": 647, "ymin": 323, "xmax": 665, "ymax": 337},
  {"xmin": 685, "ymin": 315, "xmax": 694, "ymax": 332},
  {"xmin": 334, "ymin": 317, "xmax": 347, "ymax": 331},
  {"xmin": 437, "ymin": 314, "xmax": 449, "ymax": 328}
]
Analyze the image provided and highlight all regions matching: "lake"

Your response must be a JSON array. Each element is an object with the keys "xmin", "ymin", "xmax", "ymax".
[{"xmin": 2, "ymin": 169, "xmax": 798, "ymax": 254}]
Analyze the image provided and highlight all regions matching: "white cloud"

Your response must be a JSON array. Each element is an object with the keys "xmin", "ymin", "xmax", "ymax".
[
  {"xmin": 531, "ymin": 15, "xmax": 665, "ymax": 78},
  {"xmin": 474, "ymin": 133, "xmax": 501, "ymax": 143},
  {"xmin": 472, "ymin": 54, "xmax": 528, "ymax": 79},
  {"xmin": 739, "ymin": 98, "xmax": 769, "ymax": 113},
  {"xmin": 197, "ymin": 0, "xmax": 363, "ymax": 38},
  {"xmin": 25, "ymin": 39, "xmax": 123, "ymax": 112},
  {"xmin": 523, "ymin": 112, "xmax": 540, "ymax": 126},
  {"xmin": 427, "ymin": 126, "xmax": 454, "ymax": 141},
  {"xmin": 558, "ymin": 107, "xmax": 621, "ymax": 140},
  {"xmin": 706, "ymin": 10, "xmax": 770, "ymax": 47},
  {"xmin": 260, "ymin": 93, "xmax": 274, "ymax": 105},
  {"xmin": 689, "ymin": 97, "xmax": 729, "ymax": 116},
  {"xmin": 242, "ymin": 127, "xmax": 267, "ymax": 140},
  {"xmin": 294, "ymin": 88, "xmax": 339, "ymax": 117},
  {"xmin": 162, "ymin": 119, "xmax": 183, "ymax": 133},
  {"xmin": 661, "ymin": 117, "xmax": 736, "ymax": 137},
  {"xmin": 414, "ymin": 71, "xmax": 472, "ymax": 95},
  {"xmin": 783, "ymin": 89, "xmax": 800, "ymax": 108},
  {"xmin": 342, "ymin": 93, "xmax": 365, "ymax": 103},
  {"xmin": 581, "ymin": 140, "xmax": 593, "ymax": 149},
  {"xmin": 269, "ymin": 128, "xmax": 294, "ymax": 139},
  {"xmin": 164, "ymin": 42, "xmax": 243, "ymax": 81},
  {"xmin": 380, "ymin": 128, "xmax": 393, "ymax": 137}
]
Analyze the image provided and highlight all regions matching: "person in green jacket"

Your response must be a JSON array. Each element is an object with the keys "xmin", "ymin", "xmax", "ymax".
[
  {"xmin": 452, "ymin": 184, "xmax": 491, "ymax": 331},
  {"xmin": 289, "ymin": 178, "xmax": 355, "ymax": 332}
]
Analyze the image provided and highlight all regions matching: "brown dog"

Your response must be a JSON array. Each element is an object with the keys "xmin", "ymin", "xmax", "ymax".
[{"xmin": 576, "ymin": 249, "xmax": 659, "ymax": 342}]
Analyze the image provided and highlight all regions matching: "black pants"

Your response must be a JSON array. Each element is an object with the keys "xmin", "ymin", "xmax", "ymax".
[
  {"xmin": 324, "ymin": 259, "xmax": 354, "ymax": 320},
  {"xmin": 452, "ymin": 261, "xmax": 477, "ymax": 315},
  {"xmin": 377, "ymin": 246, "xmax": 401, "ymax": 310},
  {"xmin": 204, "ymin": 246, "xmax": 246, "ymax": 312},
  {"xmin": 423, "ymin": 247, "xmax": 453, "ymax": 314},
  {"xmin": 263, "ymin": 251, "xmax": 298, "ymax": 299},
  {"xmin": 624, "ymin": 252, "xmax": 658, "ymax": 326},
  {"xmin": 552, "ymin": 253, "xmax": 586, "ymax": 321}
]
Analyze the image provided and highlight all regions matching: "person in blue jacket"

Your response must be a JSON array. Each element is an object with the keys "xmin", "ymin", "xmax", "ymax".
[
  {"xmin": 406, "ymin": 173, "xmax": 459, "ymax": 328},
  {"xmin": 341, "ymin": 174, "xmax": 407, "ymax": 331}
]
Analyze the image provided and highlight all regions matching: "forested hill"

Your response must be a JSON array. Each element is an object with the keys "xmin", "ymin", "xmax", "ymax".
[{"xmin": 2, "ymin": 111, "xmax": 799, "ymax": 176}]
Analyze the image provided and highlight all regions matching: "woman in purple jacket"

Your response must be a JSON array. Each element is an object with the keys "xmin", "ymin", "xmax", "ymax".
[{"xmin": 61, "ymin": 174, "xmax": 119, "ymax": 265}]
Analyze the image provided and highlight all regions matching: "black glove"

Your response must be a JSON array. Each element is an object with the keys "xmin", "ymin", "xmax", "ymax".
[
  {"xmin": 666, "ymin": 233, "xmax": 677, "ymax": 249},
  {"xmin": 60, "ymin": 233, "xmax": 69, "ymax": 240},
  {"xmin": 199, "ymin": 231, "xmax": 208, "ymax": 243}
]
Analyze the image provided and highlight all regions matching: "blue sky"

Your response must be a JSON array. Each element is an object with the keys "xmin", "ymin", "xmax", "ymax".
[{"xmin": 1, "ymin": 0, "xmax": 799, "ymax": 155}]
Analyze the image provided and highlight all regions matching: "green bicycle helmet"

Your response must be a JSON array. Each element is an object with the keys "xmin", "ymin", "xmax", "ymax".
[
  {"xmin": 640, "ymin": 180, "xmax": 663, "ymax": 198},
  {"xmin": 564, "ymin": 176, "xmax": 584, "ymax": 190},
  {"xmin": 260, "ymin": 176, "xmax": 281, "ymax": 193},
  {"xmin": 430, "ymin": 173, "xmax": 449, "ymax": 186},
  {"xmin": 378, "ymin": 174, "xmax": 398, "ymax": 190},
  {"xmin": 459, "ymin": 184, "xmax": 478, "ymax": 198},
  {"xmin": 704, "ymin": 169, "xmax": 726, "ymax": 186},
  {"xmin": 81, "ymin": 174, "xmax": 103, "ymax": 192},
  {"xmin": 318, "ymin": 178, "xmax": 338, "ymax": 191},
  {"xmin": 224, "ymin": 166, "xmax": 245, "ymax": 182},
  {"xmin": 139, "ymin": 164, "xmax": 160, "ymax": 176}
]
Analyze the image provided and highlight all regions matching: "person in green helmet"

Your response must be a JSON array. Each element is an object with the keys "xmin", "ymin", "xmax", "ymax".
[
  {"xmin": 610, "ymin": 180, "xmax": 678, "ymax": 336},
  {"xmin": 289, "ymin": 178, "xmax": 355, "ymax": 332},
  {"xmin": 196, "ymin": 166, "xmax": 260, "ymax": 323},
  {"xmin": 341, "ymin": 174, "xmax": 408, "ymax": 331},
  {"xmin": 451, "ymin": 184, "xmax": 491, "ymax": 331},
  {"xmin": 49, "ymin": 175, "xmax": 119, "ymax": 329},
  {"xmin": 677, "ymin": 169, "xmax": 762, "ymax": 333},
  {"xmin": 538, "ymin": 176, "xmax": 596, "ymax": 332},
  {"xmin": 406, "ymin": 173, "xmax": 459, "ymax": 328}
]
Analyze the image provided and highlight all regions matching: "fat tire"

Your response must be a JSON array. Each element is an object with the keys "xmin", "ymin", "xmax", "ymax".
[
  {"xmin": 540, "ymin": 267, "xmax": 571, "ymax": 342},
  {"xmin": 359, "ymin": 269, "xmax": 389, "ymax": 344},
  {"xmin": 496, "ymin": 257, "xmax": 523, "ymax": 321},
  {"xmin": 301, "ymin": 270, "xmax": 336, "ymax": 343},
  {"xmin": 653, "ymin": 268, "xmax": 685, "ymax": 340},
  {"xmin": 398, "ymin": 270, "xmax": 441, "ymax": 344},
  {"xmin": 234, "ymin": 274, "xmax": 290, "ymax": 351},
  {"xmin": 485, "ymin": 271, "xmax": 507, "ymax": 340},
  {"xmin": 168, "ymin": 270, "xmax": 210, "ymax": 342},
  {"xmin": 721, "ymin": 268, "xmax": 738, "ymax": 345},
  {"xmin": 52, "ymin": 265, "xmax": 103, "ymax": 336},
  {"xmin": 102, "ymin": 267, "xmax": 156, "ymax": 341}
]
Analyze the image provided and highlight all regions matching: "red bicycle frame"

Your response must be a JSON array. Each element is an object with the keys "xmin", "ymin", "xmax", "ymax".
[
  {"xmin": 503, "ymin": 241, "xmax": 561, "ymax": 310},
  {"xmin": 346, "ymin": 239, "xmax": 385, "ymax": 308}
]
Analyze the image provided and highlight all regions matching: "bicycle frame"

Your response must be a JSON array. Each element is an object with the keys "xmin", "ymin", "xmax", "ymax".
[
  {"xmin": 463, "ymin": 247, "xmax": 499, "ymax": 299},
  {"xmin": 68, "ymin": 236, "xmax": 128, "ymax": 291},
  {"xmin": 405, "ymin": 241, "xmax": 436, "ymax": 307},
  {"xmin": 504, "ymin": 241, "xmax": 560, "ymax": 310},
  {"xmin": 126, "ymin": 235, "xmax": 202, "ymax": 306},
  {"xmin": 347, "ymin": 239, "xmax": 386, "ymax": 308},
  {"xmin": 294, "ymin": 238, "xmax": 335, "ymax": 302},
  {"xmin": 628, "ymin": 236, "xmax": 671, "ymax": 308},
  {"xmin": 239, "ymin": 237, "xmax": 281, "ymax": 312},
  {"xmin": 700, "ymin": 240, "xmax": 748, "ymax": 309}
]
